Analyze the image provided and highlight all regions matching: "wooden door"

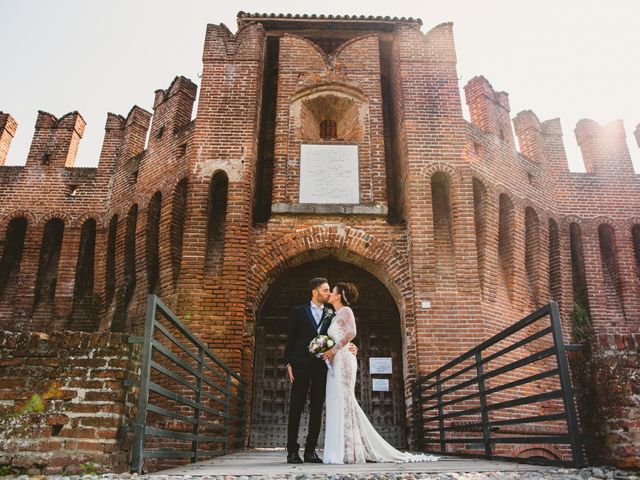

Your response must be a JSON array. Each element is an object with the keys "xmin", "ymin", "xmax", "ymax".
[{"xmin": 250, "ymin": 257, "xmax": 406, "ymax": 448}]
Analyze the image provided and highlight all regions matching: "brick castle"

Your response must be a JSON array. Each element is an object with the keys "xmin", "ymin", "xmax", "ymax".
[{"xmin": 0, "ymin": 12, "xmax": 639, "ymax": 473}]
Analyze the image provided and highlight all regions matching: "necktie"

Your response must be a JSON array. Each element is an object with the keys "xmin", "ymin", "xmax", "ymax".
[{"xmin": 312, "ymin": 305, "xmax": 323, "ymax": 325}]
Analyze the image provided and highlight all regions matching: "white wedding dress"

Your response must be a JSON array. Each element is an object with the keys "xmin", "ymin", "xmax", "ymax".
[{"xmin": 323, "ymin": 306, "xmax": 439, "ymax": 464}]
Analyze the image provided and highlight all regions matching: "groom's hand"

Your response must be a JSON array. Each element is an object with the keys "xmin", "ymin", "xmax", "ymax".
[
  {"xmin": 287, "ymin": 364, "xmax": 294, "ymax": 384},
  {"xmin": 348, "ymin": 342, "xmax": 358, "ymax": 356}
]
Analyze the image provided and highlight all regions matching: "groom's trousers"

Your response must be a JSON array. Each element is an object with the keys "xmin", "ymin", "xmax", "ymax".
[{"xmin": 286, "ymin": 360, "xmax": 327, "ymax": 454}]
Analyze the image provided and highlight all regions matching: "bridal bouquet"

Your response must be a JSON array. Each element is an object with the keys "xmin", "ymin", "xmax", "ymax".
[{"xmin": 308, "ymin": 335, "xmax": 336, "ymax": 376}]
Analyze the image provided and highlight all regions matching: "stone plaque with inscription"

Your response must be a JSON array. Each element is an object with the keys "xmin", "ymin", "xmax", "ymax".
[
  {"xmin": 372, "ymin": 378, "xmax": 390, "ymax": 392},
  {"xmin": 369, "ymin": 357, "xmax": 393, "ymax": 374},
  {"xmin": 299, "ymin": 144, "xmax": 359, "ymax": 204}
]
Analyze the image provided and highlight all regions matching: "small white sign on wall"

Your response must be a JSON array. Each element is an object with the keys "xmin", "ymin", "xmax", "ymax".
[
  {"xmin": 372, "ymin": 378, "xmax": 390, "ymax": 392},
  {"xmin": 299, "ymin": 144, "xmax": 359, "ymax": 204},
  {"xmin": 369, "ymin": 357, "xmax": 393, "ymax": 374}
]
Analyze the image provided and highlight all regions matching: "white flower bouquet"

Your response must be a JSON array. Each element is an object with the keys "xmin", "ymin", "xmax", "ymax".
[{"xmin": 308, "ymin": 334, "xmax": 336, "ymax": 376}]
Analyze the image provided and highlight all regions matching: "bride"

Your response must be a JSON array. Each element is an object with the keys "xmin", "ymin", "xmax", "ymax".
[{"xmin": 321, "ymin": 282, "xmax": 439, "ymax": 464}]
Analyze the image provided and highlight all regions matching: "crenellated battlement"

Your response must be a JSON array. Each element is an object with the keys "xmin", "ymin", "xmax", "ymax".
[
  {"xmin": 512, "ymin": 110, "xmax": 545, "ymax": 164},
  {"xmin": 419, "ymin": 22, "xmax": 457, "ymax": 63},
  {"xmin": 150, "ymin": 76, "xmax": 196, "ymax": 144},
  {"xmin": 0, "ymin": 110, "xmax": 90, "ymax": 170},
  {"xmin": 24, "ymin": 110, "xmax": 86, "ymax": 168},
  {"xmin": 511, "ymin": 111, "xmax": 570, "ymax": 175},
  {"xmin": 0, "ymin": 72, "xmax": 198, "ymax": 177},
  {"xmin": 392, "ymin": 21, "xmax": 456, "ymax": 65},
  {"xmin": 202, "ymin": 22, "xmax": 265, "ymax": 63},
  {"xmin": 574, "ymin": 118, "xmax": 635, "ymax": 176},
  {"xmin": 90, "ymin": 106, "xmax": 152, "ymax": 178},
  {"xmin": 0, "ymin": 112, "xmax": 18, "ymax": 166},
  {"xmin": 119, "ymin": 106, "xmax": 152, "ymax": 163},
  {"xmin": 464, "ymin": 76, "xmax": 639, "ymax": 179},
  {"xmin": 464, "ymin": 76, "xmax": 515, "ymax": 148},
  {"xmin": 0, "ymin": 74, "xmax": 193, "ymax": 178}
]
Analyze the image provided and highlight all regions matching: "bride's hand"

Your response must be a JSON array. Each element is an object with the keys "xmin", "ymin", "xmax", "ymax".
[{"xmin": 322, "ymin": 349, "xmax": 335, "ymax": 361}]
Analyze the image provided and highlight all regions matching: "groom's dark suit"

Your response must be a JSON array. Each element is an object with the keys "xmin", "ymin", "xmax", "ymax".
[{"xmin": 284, "ymin": 303, "xmax": 334, "ymax": 455}]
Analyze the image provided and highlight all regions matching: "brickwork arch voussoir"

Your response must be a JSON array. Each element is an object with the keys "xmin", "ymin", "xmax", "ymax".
[
  {"xmin": 591, "ymin": 215, "xmax": 619, "ymax": 230},
  {"xmin": 0, "ymin": 210, "xmax": 37, "ymax": 231},
  {"xmin": 248, "ymin": 226, "xmax": 411, "ymax": 317},
  {"xmin": 563, "ymin": 215, "xmax": 585, "ymax": 229},
  {"xmin": 420, "ymin": 162, "xmax": 461, "ymax": 182},
  {"xmin": 74, "ymin": 211, "xmax": 106, "ymax": 229},
  {"xmin": 493, "ymin": 183, "xmax": 520, "ymax": 208},
  {"xmin": 37, "ymin": 211, "xmax": 72, "ymax": 227}
]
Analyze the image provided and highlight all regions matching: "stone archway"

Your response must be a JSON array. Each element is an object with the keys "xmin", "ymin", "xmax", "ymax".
[
  {"xmin": 245, "ymin": 226, "xmax": 416, "ymax": 352},
  {"xmin": 249, "ymin": 255, "xmax": 408, "ymax": 449}
]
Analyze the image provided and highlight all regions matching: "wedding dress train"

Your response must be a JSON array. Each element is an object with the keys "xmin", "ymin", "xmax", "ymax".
[{"xmin": 322, "ymin": 306, "xmax": 439, "ymax": 464}]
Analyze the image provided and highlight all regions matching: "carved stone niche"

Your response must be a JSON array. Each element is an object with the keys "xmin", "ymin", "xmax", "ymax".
[{"xmin": 290, "ymin": 84, "xmax": 368, "ymax": 143}]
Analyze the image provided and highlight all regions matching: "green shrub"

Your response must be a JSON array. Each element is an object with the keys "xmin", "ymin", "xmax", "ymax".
[
  {"xmin": 571, "ymin": 302, "xmax": 590, "ymax": 341},
  {"xmin": 0, "ymin": 465, "xmax": 16, "ymax": 476},
  {"xmin": 81, "ymin": 462, "xmax": 99, "ymax": 476}
]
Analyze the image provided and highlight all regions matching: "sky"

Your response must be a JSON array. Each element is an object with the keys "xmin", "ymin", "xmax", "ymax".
[{"xmin": 1, "ymin": 0, "xmax": 639, "ymax": 172}]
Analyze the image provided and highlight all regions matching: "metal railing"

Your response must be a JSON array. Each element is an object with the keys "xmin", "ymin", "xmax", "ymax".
[
  {"xmin": 130, "ymin": 295, "xmax": 247, "ymax": 473},
  {"xmin": 412, "ymin": 302, "xmax": 584, "ymax": 467}
]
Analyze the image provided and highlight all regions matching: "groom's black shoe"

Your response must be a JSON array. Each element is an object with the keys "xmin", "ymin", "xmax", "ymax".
[
  {"xmin": 287, "ymin": 451, "xmax": 303, "ymax": 464},
  {"xmin": 303, "ymin": 450, "xmax": 323, "ymax": 463}
]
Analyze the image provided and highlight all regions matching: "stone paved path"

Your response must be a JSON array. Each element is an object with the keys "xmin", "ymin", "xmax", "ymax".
[
  {"xmin": 149, "ymin": 449, "xmax": 638, "ymax": 479},
  {"xmin": 1, "ymin": 449, "xmax": 638, "ymax": 480},
  {"xmin": 155, "ymin": 449, "xmax": 551, "ymax": 476}
]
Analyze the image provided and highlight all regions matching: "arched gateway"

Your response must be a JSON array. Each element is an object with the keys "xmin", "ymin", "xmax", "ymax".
[{"xmin": 250, "ymin": 256, "xmax": 408, "ymax": 448}]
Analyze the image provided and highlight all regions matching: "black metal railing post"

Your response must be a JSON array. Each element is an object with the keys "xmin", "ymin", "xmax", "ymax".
[
  {"xmin": 475, "ymin": 351, "xmax": 492, "ymax": 459},
  {"xmin": 435, "ymin": 373, "xmax": 446, "ymax": 454},
  {"xmin": 549, "ymin": 301, "xmax": 585, "ymax": 467},
  {"xmin": 224, "ymin": 371, "xmax": 231, "ymax": 453},
  {"xmin": 192, "ymin": 346, "xmax": 204, "ymax": 463},
  {"xmin": 131, "ymin": 295, "xmax": 158, "ymax": 474}
]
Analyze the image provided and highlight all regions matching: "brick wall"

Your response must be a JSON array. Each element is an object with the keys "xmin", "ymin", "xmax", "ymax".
[
  {"xmin": 570, "ymin": 334, "xmax": 640, "ymax": 469},
  {"xmin": 0, "ymin": 330, "xmax": 140, "ymax": 474}
]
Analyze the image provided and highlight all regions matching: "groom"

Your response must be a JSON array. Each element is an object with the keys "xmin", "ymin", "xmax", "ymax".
[{"xmin": 284, "ymin": 277, "xmax": 358, "ymax": 463}]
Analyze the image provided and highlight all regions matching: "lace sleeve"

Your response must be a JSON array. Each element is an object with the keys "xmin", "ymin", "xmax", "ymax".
[{"xmin": 332, "ymin": 307, "xmax": 356, "ymax": 352}]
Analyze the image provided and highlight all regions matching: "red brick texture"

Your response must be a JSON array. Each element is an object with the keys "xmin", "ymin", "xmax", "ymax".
[
  {"xmin": 570, "ymin": 334, "xmax": 640, "ymax": 469},
  {"xmin": 0, "ymin": 330, "xmax": 140, "ymax": 474},
  {"xmin": 0, "ymin": 112, "xmax": 18, "ymax": 167},
  {"xmin": 0, "ymin": 13, "xmax": 638, "ymax": 470}
]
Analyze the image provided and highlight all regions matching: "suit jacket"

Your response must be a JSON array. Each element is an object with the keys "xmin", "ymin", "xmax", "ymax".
[{"xmin": 284, "ymin": 303, "xmax": 334, "ymax": 368}]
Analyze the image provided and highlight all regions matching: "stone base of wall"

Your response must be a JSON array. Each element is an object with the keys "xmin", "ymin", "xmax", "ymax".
[
  {"xmin": 571, "ymin": 333, "xmax": 640, "ymax": 470},
  {"xmin": 0, "ymin": 330, "xmax": 140, "ymax": 475}
]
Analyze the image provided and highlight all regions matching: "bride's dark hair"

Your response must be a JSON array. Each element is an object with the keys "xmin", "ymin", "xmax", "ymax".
[{"xmin": 335, "ymin": 282, "xmax": 359, "ymax": 306}]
